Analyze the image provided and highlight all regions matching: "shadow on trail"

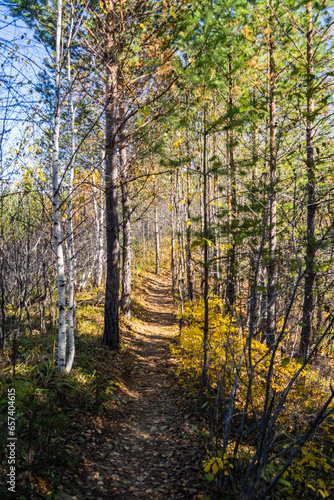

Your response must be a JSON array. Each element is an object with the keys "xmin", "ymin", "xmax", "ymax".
[{"xmin": 65, "ymin": 272, "xmax": 212, "ymax": 500}]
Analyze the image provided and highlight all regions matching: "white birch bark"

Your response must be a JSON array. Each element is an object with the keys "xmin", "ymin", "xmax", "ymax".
[
  {"xmin": 92, "ymin": 170, "xmax": 99, "ymax": 283},
  {"xmin": 170, "ymin": 175, "xmax": 176, "ymax": 292},
  {"xmin": 52, "ymin": 0, "xmax": 67, "ymax": 372},
  {"xmin": 154, "ymin": 176, "xmax": 160, "ymax": 276},
  {"xmin": 93, "ymin": 154, "xmax": 104, "ymax": 289},
  {"xmin": 97, "ymin": 154, "xmax": 105, "ymax": 287}
]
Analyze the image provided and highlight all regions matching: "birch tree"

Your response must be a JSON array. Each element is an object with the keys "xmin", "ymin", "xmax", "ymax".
[{"xmin": 52, "ymin": 0, "xmax": 67, "ymax": 372}]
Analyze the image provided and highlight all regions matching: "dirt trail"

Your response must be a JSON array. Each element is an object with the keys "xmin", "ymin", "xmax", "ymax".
[{"xmin": 64, "ymin": 273, "xmax": 210, "ymax": 500}]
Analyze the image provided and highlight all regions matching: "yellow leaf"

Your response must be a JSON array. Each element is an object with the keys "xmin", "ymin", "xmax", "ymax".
[{"xmin": 203, "ymin": 462, "xmax": 211, "ymax": 473}]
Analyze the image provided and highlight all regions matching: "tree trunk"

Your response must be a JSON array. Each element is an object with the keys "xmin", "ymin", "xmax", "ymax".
[
  {"xmin": 0, "ymin": 145, "xmax": 5, "ymax": 349},
  {"xmin": 186, "ymin": 161, "xmax": 194, "ymax": 301},
  {"xmin": 52, "ymin": 0, "xmax": 67, "ymax": 372},
  {"xmin": 93, "ymin": 172, "xmax": 100, "ymax": 285},
  {"xmin": 65, "ymin": 47, "xmax": 75, "ymax": 373},
  {"xmin": 96, "ymin": 153, "xmax": 105, "ymax": 288},
  {"xmin": 266, "ymin": 0, "xmax": 277, "ymax": 346},
  {"xmin": 202, "ymin": 92, "xmax": 209, "ymax": 400},
  {"xmin": 103, "ymin": 5, "xmax": 120, "ymax": 348},
  {"xmin": 171, "ymin": 175, "xmax": 177, "ymax": 292},
  {"xmin": 154, "ymin": 176, "xmax": 160, "ymax": 276},
  {"xmin": 200, "ymin": 170, "xmax": 205, "ymax": 295},
  {"xmin": 120, "ymin": 97, "xmax": 131, "ymax": 320},
  {"xmin": 92, "ymin": 155, "xmax": 104, "ymax": 289},
  {"xmin": 213, "ymin": 167, "xmax": 222, "ymax": 297},
  {"xmin": 249, "ymin": 98, "xmax": 259, "ymax": 322},
  {"xmin": 226, "ymin": 54, "xmax": 236, "ymax": 310},
  {"xmin": 300, "ymin": 1, "xmax": 316, "ymax": 357}
]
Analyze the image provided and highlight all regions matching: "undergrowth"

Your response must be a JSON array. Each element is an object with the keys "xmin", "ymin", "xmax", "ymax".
[
  {"xmin": 0, "ymin": 285, "xmax": 140, "ymax": 498},
  {"xmin": 172, "ymin": 297, "xmax": 334, "ymax": 499}
]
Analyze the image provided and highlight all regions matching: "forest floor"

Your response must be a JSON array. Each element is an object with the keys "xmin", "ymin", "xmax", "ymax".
[{"xmin": 59, "ymin": 271, "xmax": 212, "ymax": 500}]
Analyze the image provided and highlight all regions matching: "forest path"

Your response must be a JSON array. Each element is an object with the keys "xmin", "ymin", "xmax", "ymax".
[{"xmin": 66, "ymin": 272, "xmax": 209, "ymax": 500}]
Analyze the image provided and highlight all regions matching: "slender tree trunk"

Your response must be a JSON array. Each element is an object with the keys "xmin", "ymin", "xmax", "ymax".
[
  {"xmin": 249, "ymin": 100, "xmax": 259, "ymax": 322},
  {"xmin": 260, "ymin": 79, "xmax": 270, "ymax": 341},
  {"xmin": 0, "ymin": 145, "xmax": 5, "ymax": 349},
  {"xmin": 300, "ymin": 1, "xmax": 316, "ymax": 357},
  {"xmin": 186, "ymin": 136, "xmax": 194, "ymax": 301},
  {"xmin": 179, "ymin": 227, "xmax": 186, "ymax": 309},
  {"xmin": 213, "ymin": 169, "xmax": 222, "ymax": 297},
  {"xmin": 65, "ymin": 47, "xmax": 75, "ymax": 373},
  {"xmin": 211, "ymin": 129, "xmax": 222, "ymax": 297},
  {"xmin": 175, "ymin": 168, "xmax": 185, "ymax": 304},
  {"xmin": 266, "ymin": 1, "xmax": 277, "ymax": 346},
  {"xmin": 120, "ymin": 97, "xmax": 131, "ymax": 320},
  {"xmin": 104, "ymin": 4, "xmax": 120, "ymax": 348},
  {"xmin": 226, "ymin": 54, "xmax": 236, "ymax": 310},
  {"xmin": 93, "ymin": 171, "xmax": 100, "ymax": 284},
  {"xmin": 92, "ymin": 155, "xmax": 104, "ymax": 289},
  {"xmin": 200, "ymin": 171, "xmax": 205, "ymax": 295},
  {"xmin": 93, "ymin": 152, "xmax": 105, "ymax": 289},
  {"xmin": 171, "ymin": 175, "xmax": 177, "ymax": 292},
  {"xmin": 184, "ymin": 97, "xmax": 193, "ymax": 300},
  {"xmin": 154, "ymin": 176, "xmax": 160, "ymax": 276},
  {"xmin": 52, "ymin": 0, "xmax": 67, "ymax": 372},
  {"xmin": 202, "ymin": 89, "xmax": 210, "ymax": 400},
  {"xmin": 178, "ymin": 248, "xmax": 185, "ymax": 315}
]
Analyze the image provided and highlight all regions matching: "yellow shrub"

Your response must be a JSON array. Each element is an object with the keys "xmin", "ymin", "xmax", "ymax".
[
  {"xmin": 175, "ymin": 296, "xmax": 330, "ymax": 416},
  {"xmin": 172, "ymin": 296, "xmax": 334, "ymax": 497}
]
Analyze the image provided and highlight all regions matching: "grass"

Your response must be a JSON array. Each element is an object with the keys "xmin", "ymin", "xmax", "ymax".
[
  {"xmin": 0, "ymin": 247, "xmax": 172, "ymax": 498},
  {"xmin": 0, "ymin": 279, "xmax": 146, "ymax": 498}
]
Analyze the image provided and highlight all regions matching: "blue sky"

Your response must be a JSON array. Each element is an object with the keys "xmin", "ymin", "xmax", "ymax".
[{"xmin": 0, "ymin": 4, "xmax": 50, "ymax": 181}]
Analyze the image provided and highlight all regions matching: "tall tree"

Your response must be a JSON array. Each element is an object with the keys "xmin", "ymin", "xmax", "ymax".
[
  {"xmin": 225, "ymin": 51, "xmax": 237, "ymax": 310},
  {"xmin": 154, "ymin": 174, "xmax": 160, "ymax": 276},
  {"xmin": 65, "ymin": 43, "xmax": 76, "ymax": 373},
  {"xmin": 300, "ymin": 1, "xmax": 316, "ymax": 357},
  {"xmin": 266, "ymin": 0, "xmax": 277, "ymax": 346},
  {"xmin": 52, "ymin": 0, "xmax": 67, "ymax": 371},
  {"xmin": 103, "ymin": 0, "xmax": 120, "ymax": 348},
  {"xmin": 120, "ymin": 91, "xmax": 131, "ymax": 319}
]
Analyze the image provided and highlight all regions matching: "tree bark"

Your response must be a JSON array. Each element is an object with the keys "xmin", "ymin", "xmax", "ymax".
[
  {"xmin": 96, "ymin": 153, "xmax": 105, "ymax": 288},
  {"xmin": 120, "ymin": 96, "xmax": 131, "ymax": 320},
  {"xmin": 202, "ymin": 89, "xmax": 209, "ymax": 400},
  {"xmin": 225, "ymin": 53, "xmax": 236, "ymax": 310},
  {"xmin": 266, "ymin": 0, "xmax": 277, "ymax": 346},
  {"xmin": 300, "ymin": 1, "xmax": 316, "ymax": 357},
  {"xmin": 0, "ymin": 132, "xmax": 5, "ymax": 349},
  {"xmin": 52, "ymin": 0, "xmax": 67, "ymax": 372},
  {"xmin": 154, "ymin": 176, "xmax": 160, "ymax": 276},
  {"xmin": 213, "ymin": 166, "xmax": 222, "ymax": 297},
  {"xmin": 171, "ymin": 175, "xmax": 177, "ymax": 292},
  {"xmin": 103, "ymin": 2, "xmax": 120, "ymax": 348},
  {"xmin": 249, "ymin": 96, "xmax": 259, "ymax": 323},
  {"xmin": 65, "ymin": 46, "xmax": 76, "ymax": 373},
  {"xmin": 92, "ymin": 155, "xmax": 104, "ymax": 289},
  {"xmin": 186, "ymin": 160, "xmax": 194, "ymax": 301}
]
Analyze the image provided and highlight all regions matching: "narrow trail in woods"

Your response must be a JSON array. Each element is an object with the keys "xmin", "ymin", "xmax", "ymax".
[{"xmin": 65, "ymin": 272, "xmax": 210, "ymax": 500}]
